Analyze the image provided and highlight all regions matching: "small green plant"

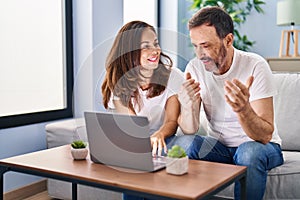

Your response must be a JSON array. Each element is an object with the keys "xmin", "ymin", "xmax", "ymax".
[
  {"xmin": 71, "ymin": 140, "xmax": 87, "ymax": 149},
  {"xmin": 167, "ymin": 145, "xmax": 187, "ymax": 158}
]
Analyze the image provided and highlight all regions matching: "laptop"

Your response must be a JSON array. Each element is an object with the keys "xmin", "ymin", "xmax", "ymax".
[{"xmin": 84, "ymin": 111, "xmax": 166, "ymax": 172}]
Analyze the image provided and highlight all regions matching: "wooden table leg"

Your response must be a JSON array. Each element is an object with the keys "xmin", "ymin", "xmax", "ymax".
[
  {"xmin": 0, "ymin": 167, "xmax": 8, "ymax": 200},
  {"xmin": 239, "ymin": 173, "xmax": 247, "ymax": 200},
  {"xmin": 72, "ymin": 182, "xmax": 77, "ymax": 200}
]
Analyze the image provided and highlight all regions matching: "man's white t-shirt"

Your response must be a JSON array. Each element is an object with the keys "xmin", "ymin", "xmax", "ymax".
[
  {"xmin": 108, "ymin": 67, "xmax": 184, "ymax": 135},
  {"xmin": 185, "ymin": 48, "xmax": 282, "ymax": 147}
]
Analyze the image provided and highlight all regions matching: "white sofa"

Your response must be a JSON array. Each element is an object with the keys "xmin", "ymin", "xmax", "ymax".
[{"xmin": 45, "ymin": 72, "xmax": 300, "ymax": 200}]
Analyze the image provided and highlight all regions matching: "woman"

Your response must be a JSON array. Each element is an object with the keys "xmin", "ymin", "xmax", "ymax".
[{"xmin": 102, "ymin": 20, "xmax": 184, "ymax": 157}]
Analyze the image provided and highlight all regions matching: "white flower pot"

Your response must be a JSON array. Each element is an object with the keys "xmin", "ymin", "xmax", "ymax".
[
  {"xmin": 71, "ymin": 147, "xmax": 88, "ymax": 160},
  {"xmin": 166, "ymin": 156, "xmax": 188, "ymax": 175}
]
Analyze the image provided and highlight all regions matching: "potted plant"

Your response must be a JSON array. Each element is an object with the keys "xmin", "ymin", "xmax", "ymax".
[
  {"xmin": 70, "ymin": 140, "xmax": 88, "ymax": 160},
  {"xmin": 166, "ymin": 145, "xmax": 189, "ymax": 175}
]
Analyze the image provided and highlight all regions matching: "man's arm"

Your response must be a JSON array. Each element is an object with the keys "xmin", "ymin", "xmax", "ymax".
[
  {"xmin": 177, "ymin": 73, "xmax": 201, "ymax": 134},
  {"xmin": 224, "ymin": 77, "xmax": 274, "ymax": 144},
  {"xmin": 237, "ymin": 97, "xmax": 274, "ymax": 144}
]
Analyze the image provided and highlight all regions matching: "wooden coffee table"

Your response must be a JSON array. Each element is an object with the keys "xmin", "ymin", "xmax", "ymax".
[{"xmin": 0, "ymin": 145, "xmax": 246, "ymax": 200}]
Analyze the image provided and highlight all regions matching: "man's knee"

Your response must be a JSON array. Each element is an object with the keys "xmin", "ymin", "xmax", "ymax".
[
  {"xmin": 184, "ymin": 135, "xmax": 206, "ymax": 159},
  {"xmin": 169, "ymin": 135, "xmax": 195, "ymax": 153},
  {"xmin": 234, "ymin": 141, "xmax": 266, "ymax": 166}
]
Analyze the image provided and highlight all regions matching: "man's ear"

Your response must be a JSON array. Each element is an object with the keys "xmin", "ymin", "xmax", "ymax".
[{"xmin": 224, "ymin": 33, "xmax": 234, "ymax": 47}]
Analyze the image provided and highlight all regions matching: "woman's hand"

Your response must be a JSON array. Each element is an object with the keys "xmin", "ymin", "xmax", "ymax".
[{"xmin": 150, "ymin": 132, "xmax": 167, "ymax": 156}]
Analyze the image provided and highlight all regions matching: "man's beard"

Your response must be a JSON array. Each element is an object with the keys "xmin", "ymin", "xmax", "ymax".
[{"xmin": 201, "ymin": 44, "xmax": 227, "ymax": 74}]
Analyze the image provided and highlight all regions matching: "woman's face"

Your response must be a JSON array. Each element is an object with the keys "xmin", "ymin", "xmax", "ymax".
[{"xmin": 139, "ymin": 28, "xmax": 161, "ymax": 75}]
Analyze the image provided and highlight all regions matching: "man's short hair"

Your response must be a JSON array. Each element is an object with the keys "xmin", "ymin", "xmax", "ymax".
[{"xmin": 188, "ymin": 6, "xmax": 234, "ymax": 39}]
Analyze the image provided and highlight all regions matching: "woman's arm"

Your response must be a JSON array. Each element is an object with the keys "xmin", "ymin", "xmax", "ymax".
[{"xmin": 151, "ymin": 95, "xmax": 180, "ymax": 156}]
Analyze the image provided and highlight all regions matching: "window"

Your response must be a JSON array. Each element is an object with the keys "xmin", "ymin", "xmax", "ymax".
[
  {"xmin": 0, "ymin": 0, "xmax": 73, "ymax": 129},
  {"xmin": 123, "ymin": 0, "xmax": 158, "ymax": 27}
]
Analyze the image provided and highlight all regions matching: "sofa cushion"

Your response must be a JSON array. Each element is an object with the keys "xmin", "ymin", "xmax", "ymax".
[
  {"xmin": 216, "ymin": 151, "xmax": 300, "ymax": 199},
  {"xmin": 264, "ymin": 151, "xmax": 300, "ymax": 199},
  {"xmin": 45, "ymin": 118, "xmax": 87, "ymax": 148},
  {"xmin": 273, "ymin": 73, "xmax": 300, "ymax": 151}
]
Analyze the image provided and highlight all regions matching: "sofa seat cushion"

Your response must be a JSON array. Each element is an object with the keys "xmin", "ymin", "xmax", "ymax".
[
  {"xmin": 264, "ymin": 151, "xmax": 300, "ymax": 199},
  {"xmin": 273, "ymin": 73, "xmax": 300, "ymax": 151},
  {"xmin": 268, "ymin": 151, "xmax": 300, "ymax": 175},
  {"xmin": 216, "ymin": 151, "xmax": 300, "ymax": 199}
]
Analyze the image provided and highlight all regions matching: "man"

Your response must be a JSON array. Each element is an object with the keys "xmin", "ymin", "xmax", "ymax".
[{"xmin": 178, "ymin": 6, "xmax": 284, "ymax": 200}]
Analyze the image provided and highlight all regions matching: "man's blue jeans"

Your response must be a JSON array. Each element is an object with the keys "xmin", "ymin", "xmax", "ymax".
[{"xmin": 187, "ymin": 135, "xmax": 284, "ymax": 200}]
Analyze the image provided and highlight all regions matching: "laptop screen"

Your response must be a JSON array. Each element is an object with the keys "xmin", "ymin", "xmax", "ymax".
[{"xmin": 84, "ymin": 111, "xmax": 161, "ymax": 171}]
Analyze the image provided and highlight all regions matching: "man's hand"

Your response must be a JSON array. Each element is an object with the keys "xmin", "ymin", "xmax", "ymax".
[
  {"xmin": 224, "ymin": 76, "xmax": 254, "ymax": 112},
  {"xmin": 177, "ymin": 72, "xmax": 201, "ymax": 134},
  {"xmin": 178, "ymin": 72, "xmax": 201, "ymax": 109}
]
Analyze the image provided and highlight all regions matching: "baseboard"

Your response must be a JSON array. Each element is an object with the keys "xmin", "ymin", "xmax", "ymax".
[{"xmin": 4, "ymin": 179, "xmax": 47, "ymax": 200}]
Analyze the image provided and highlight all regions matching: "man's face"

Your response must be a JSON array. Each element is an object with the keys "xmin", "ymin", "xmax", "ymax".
[{"xmin": 190, "ymin": 24, "xmax": 229, "ymax": 75}]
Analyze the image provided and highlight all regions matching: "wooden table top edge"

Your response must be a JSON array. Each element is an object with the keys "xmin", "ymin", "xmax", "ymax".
[{"xmin": 0, "ymin": 145, "xmax": 247, "ymax": 200}]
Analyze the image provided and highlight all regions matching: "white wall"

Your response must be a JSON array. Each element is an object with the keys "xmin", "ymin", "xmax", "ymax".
[
  {"xmin": 159, "ymin": 0, "xmax": 179, "ymax": 68},
  {"xmin": 72, "ymin": 0, "xmax": 93, "ymax": 118},
  {"xmin": 73, "ymin": 0, "xmax": 123, "ymax": 117},
  {"xmin": 240, "ymin": 0, "xmax": 300, "ymax": 57},
  {"xmin": 91, "ymin": 0, "xmax": 123, "ymax": 113}
]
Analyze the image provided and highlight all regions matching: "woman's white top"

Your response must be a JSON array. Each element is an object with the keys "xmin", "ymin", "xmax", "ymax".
[{"xmin": 108, "ymin": 67, "xmax": 184, "ymax": 135}]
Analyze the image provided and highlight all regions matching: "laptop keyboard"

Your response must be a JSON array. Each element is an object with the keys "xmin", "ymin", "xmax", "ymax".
[
  {"xmin": 153, "ymin": 156, "xmax": 167, "ymax": 163},
  {"xmin": 152, "ymin": 156, "xmax": 167, "ymax": 169}
]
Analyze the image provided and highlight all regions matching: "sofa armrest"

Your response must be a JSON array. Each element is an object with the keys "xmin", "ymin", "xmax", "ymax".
[{"xmin": 45, "ymin": 118, "xmax": 87, "ymax": 148}]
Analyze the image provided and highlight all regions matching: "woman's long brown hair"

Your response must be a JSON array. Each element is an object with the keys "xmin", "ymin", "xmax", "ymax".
[{"xmin": 101, "ymin": 21, "xmax": 173, "ymax": 111}]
